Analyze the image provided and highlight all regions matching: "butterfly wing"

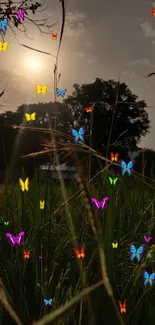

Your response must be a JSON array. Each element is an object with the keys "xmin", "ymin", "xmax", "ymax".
[
  {"xmin": 74, "ymin": 248, "xmax": 81, "ymax": 259},
  {"xmin": 36, "ymin": 84, "xmax": 41, "ymax": 94},
  {"xmin": 19, "ymin": 178, "xmax": 25, "ymax": 191},
  {"xmin": 49, "ymin": 299, "xmax": 53, "ymax": 305},
  {"xmin": 100, "ymin": 196, "xmax": 109, "ymax": 209},
  {"xmin": 108, "ymin": 177, "xmax": 113, "ymax": 184},
  {"xmin": 110, "ymin": 153, "xmax": 114, "ymax": 161},
  {"xmin": 0, "ymin": 42, "xmax": 3, "ymax": 51},
  {"xmin": 6, "ymin": 233, "xmax": 16, "ymax": 246},
  {"xmin": 3, "ymin": 41, "xmax": 8, "ymax": 51},
  {"xmin": 114, "ymin": 177, "xmax": 118, "ymax": 184},
  {"xmin": 44, "ymin": 299, "xmax": 48, "ymax": 305},
  {"xmin": 56, "ymin": 88, "xmax": 60, "ymax": 96},
  {"xmin": 31, "ymin": 112, "xmax": 36, "ymax": 120},
  {"xmin": 121, "ymin": 160, "xmax": 127, "ymax": 175},
  {"xmin": 149, "ymin": 272, "xmax": 155, "ymax": 286},
  {"xmin": 16, "ymin": 231, "xmax": 25, "ymax": 245},
  {"xmin": 136, "ymin": 246, "xmax": 144, "ymax": 262},
  {"xmin": 78, "ymin": 127, "xmax": 85, "ymax": 142},
  {"xmin": 130, "ymin": 244, "xmax": 137, "ymax": 261},
  {"xmin": 0, "ymin": 18, "xmax": 8, "ymax": 35},
  {"xmin": 25, "ymin": 113, "xmax": 30, "ymax": 121},
  {"xmin": 80, "ymin": 247, "xmax": 85, "ymax": 258},
  {"xmin": 71, "ymin": 129, "xmax": 78, "ymax": 143},
  {"xmin": 61, "ymin": 89, "xmax": 66, "ymax": 97},
  {"xmin": 42, "ymin": 85, "xmax": 48, "ymax": 94},
  {"xmin": 25, "ymin": 178, "xmax": 29, "ymax": 191},
  {"xmin": 143, "ymin": 270, "xmax": 150, "ymax": 285},
  {"xmin": 115, "ymin": 152, "xmax": 119, "ymax": 161},
  {"xmin": 127, "ymin": 161, "xmax": 133, "ymax": 176},
  {"xmin": 91, "ymin": 198, "xmax": 100, "ymax": 209}
]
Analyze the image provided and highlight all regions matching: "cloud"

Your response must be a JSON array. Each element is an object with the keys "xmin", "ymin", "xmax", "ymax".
[
  {"xmin": 128, "ymin": 58, "xmax": 155, "ymax": 69},
  {"xmin": 140, "ymin": 22, "xmax": 155, "ymax": 38},
  {"xmin": 64, "ymin": 11, "xmax": 89, "ymax": 36}
]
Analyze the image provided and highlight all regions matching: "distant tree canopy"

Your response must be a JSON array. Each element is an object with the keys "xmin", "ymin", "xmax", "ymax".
[{"xmin": 0, "ymin": 78, "xmax": 151, "ymax": 177}]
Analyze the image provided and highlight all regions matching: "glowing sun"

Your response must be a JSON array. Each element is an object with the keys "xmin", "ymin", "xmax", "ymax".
[{"xmin": 30, "ymin": 59, "xmax": 40, "ymax": 69}]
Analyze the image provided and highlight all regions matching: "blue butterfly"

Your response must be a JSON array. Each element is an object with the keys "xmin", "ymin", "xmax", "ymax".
[
  {"xmin": 44, "ymin": 298, "xmax": 53, "ymax": 305},
  {"xmin": 56, "ymin": 88, "xmax": 66, "ymax": 97},
  {"xmin": 130, "ymin": 244, "xmax": 144, "ymax": 262},
  {"xmin": 121, "ymin": 160, "xmax": 133, "ymax": 176},
  {"xmin": 0, "ymin": 18, "xmax": 8, "ymax": 35},
  {"xmin": 143, "ymin": 271, "xmax": 155, "ymax": 286},
  {"xmin": 71, "ymin": 126, "xmax": 85, "ymax": 143}
]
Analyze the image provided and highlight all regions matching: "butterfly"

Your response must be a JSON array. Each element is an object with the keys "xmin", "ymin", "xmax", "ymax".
[
  {"xmin": 24, "ymin": 250, "xmax": 30, "ymax": 259},
  {"xmin": 52, "ymin": 33, "xmax": 58, "ymax": 40},
  {"xmin": 118, "ymin": 300, "xmax": 126, "ymax": 314},
  {"xmin": 39, "ymin": 255, "xmax": 42, "ymax": 260},
  {"xmin": 44, "ymin": 299, "xmax": 53, "ymax": 306},
  {"xmin": 56, "ymin": 88, "xmax": 66, "ymax": 97},
  {"xmin": 15, "ymin": 8, "xmax": 25, "ymax": 22},
  {"xmin": 108, "ymin": 177, "xmax": 118, "ymax": 185},
  {"xmin": 74, "ymin": 247, "xmax": 85, "ymax": 259},
  {"xmin": 91, "ymin": 197, "xmax": 109, "ymax": 210},
  {"xmin": 25, "ymin": 112, "xmax": 36, "ymax": 121},
  {"xmin": 129, "ymin": 244, "xmax": 144, "ymax": 262},
  {"xmin": 121, "ymin": 160, "xmax": 134, "ymax": 176},
  {"xmin": 40, "ymin": 201, "xmax": 45, "ymax": 210},
  {"xmin": 143, "ymin": 270, "xmax": 155, "ymax": 286},
  {"xmin": 36, "ymin": 84, "xmax": 48, "ymax": 94},
  {"xmin": 4, "ymin": 221, "xmax": 9, "ymax": 226},
  {"xmin": 85, "ymin": 106, "xmax": 93, "ymax": 113},
  {"xmin": 0, "ymin": 18, "xmax": 8, "ymax": 35},
  {"xmin": 0, "ymin": 41, "xmax": 8, "ymax": 51},
  {"xmin": 112, "ymin": 243, "xmax": 118, "ymax": 248},
  {"xmin": 6, "ymin": 231, "xmax": 25, "ymax": 246},
  {"xmin": 110, "ymin": 152, "xmax": 119, "ymax": 162},
  {"xmin": 71, "ymin": 126, "xmax": 85, "ymax": 143},
  {"xmin": 19, "ymin": 178, "xmax": 29, "ymax": 192},
  {"xmin": 144, "ymin": 236, "xmax": 152, "ymax": 243}
]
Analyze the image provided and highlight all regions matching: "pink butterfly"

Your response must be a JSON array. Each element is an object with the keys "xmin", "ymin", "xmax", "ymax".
[
  {"xmin": 39, "ymin": 256, "xmax": 42, "ymax": 260},
  {"xmin": 5, "ymin": 231, "xmax": 25, "ymax": 246},
  {"xmin": 144, "ymin": 236, "xmax": 152, "ymax": 243},
  {"xmin": 15, "ymin": 9, "xmax": 25, "ymax": 22},
  {"xmin": 91, "ymin": 197, "xmax": 109, "ymax": 210}
]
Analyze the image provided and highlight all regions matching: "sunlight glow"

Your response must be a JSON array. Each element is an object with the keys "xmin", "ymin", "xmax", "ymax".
[{"xmin": 30, "ymin": 59, "xmax": 40, "ymax": 69}]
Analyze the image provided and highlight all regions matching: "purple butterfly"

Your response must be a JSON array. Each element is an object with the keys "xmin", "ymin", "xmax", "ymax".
[
  {"xmin": 15, "ymin": 9, "xmax": 25, "ymax": 22},
  {"xmin": 144, "ymin": 236, "xmax": 152, "ymax": 243},
  {"xmin": 91, "ymin": 197, "xmax": 109, "ymax": 210},
  {"xmin": 39, "ymin": 256, "xmax": 42, "ymax": 260},
  {"xmin": 5, "ymin": 231, "xmax": 25, "ymax": 246}
]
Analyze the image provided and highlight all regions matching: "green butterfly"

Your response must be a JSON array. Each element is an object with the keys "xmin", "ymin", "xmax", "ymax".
[
  {"xmin": 108, "ymin": 177, "xmax": 118, "ymax": 185},
  {"xmin": 4, "ymin": 221, "xmax": 9, "ymax": 226}
]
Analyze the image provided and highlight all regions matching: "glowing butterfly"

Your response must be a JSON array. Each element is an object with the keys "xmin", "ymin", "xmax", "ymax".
[
  {"xmin": 44, "ymin": 299, "xmax": 53, "ymax": 305},
  {"xmin": 15, "ymin": 9, "xmax": 25, "ymax": 22},
  {"xmin": 36, "ymin": 84, "xmax": 48, "ymax": 94},
  {"xmin": 108, "ymin": 177, "xmax": 118, "ymax": 185},
  {"xmin": 91, "ymin": 197, "xmax": 109, "ymax": 210},
  {"xmin": 110, "ymin": 152, "xmax": 119, "ymax": 162},
  {"xmin": 144, "ymin": 236, "xmax": 152, "ymax": 243},
  {"xmin": 52, "ymin": 33, "xmax": 58, "ymax": 40},
  {"xmin": 4, "ymin": 221, "xmax": 9, "ymax": 226},
  {"xmin": 6, "ymin": 231, "xmax": 25, "ymax": 246},
  {"xmin": 118, "ymin": 300, "xmax": 126, "ymax": 314},
  {"xmin": 143, "ymin": 270, "xmax": 155, "ymax": 286},
  {"xmin": 112, "ymin": 243, "xmax": 118, "ymax": 248},
  {"xmin": 56, "ymin": 88, "xmax": 66, "ymax": 97},
  {"xmin": 19, "ymin": 178, "xmax": 29, "ymax": 192},
  {"xmin": 40, "ymin": 201, "xmax": 45, "ymax": 210},
  {"xmin": 130, "ymin": 244, "xmax": 144, "ymax": 262},
  {"xmin": 121, "ymin": 160, "xmax": 134, "ymax": 176},
  {"xmin": 0, "ymin": 41, "xmax": 8, "ymax": 51},
  {"xmin": 85, "ymin": 106, "xmax": 93, "ymax": 113},
  {"xmin": 39, "ymin": 255, "xmax": 42, "ymax": 260},
  {"xmin": 24, "ymin": 250, "xmax": 30, "ymax": 259},
  {"xmin": 0, "ymin": 18, "xmax": 8, "ymax": 35},
  {"xmin": 74, "ymin": 247, "xmax": 85, "ymax": 259},
  {"xmin": 25, "ymin": 112, "xmax": 36, "ymax": 121},
  {"xmin": 71, "ymin": 126, "xmax": 85, "ymax": 143}
]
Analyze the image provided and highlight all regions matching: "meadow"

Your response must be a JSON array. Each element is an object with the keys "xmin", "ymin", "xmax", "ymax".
[{"xmin": 0, "ymin": 153, "xmax": 155, "ymax": 325}]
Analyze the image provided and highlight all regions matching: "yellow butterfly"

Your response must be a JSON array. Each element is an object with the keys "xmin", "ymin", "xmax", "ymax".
[
  {"xmin": 40, "ymin": 200, "xmax": 45, "ymax": 210},
  {"xmin": 19, "ymin": 178, "xmax": 29, "ymax": 192},
  {"xmin": 25, "ymin": 112, "xmax": 36, "ymax": 121},
  {"xmin": 0, "ymin": 41, "xmax": 8, "ymax": 51},
  {"xmin": 36, "ymin": 84, "xmax": 48, "ymax": 94},
  {"xmin": 112, "ymin": 243, "xmax": 118, "ymax": 248}
]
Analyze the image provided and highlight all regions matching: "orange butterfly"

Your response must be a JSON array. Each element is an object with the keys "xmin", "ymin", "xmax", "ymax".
[
  {"xmin": 85, "ymin": 106, "xmax": 93, "ymax": 113},
  {"xmin": 110, "ymin": 152, "xmax": 119, "ymax": 162},
  {"xmin": 52, "ymin": 33, "xmax": 58, "ymax": 40},
  {"xmin": 24, "ymin": 250, "xmax": 30, "ymax": 259},
  {"xmin": 74, "ymin": 247, "xmax": 85, "ymax": 259},
  {"xmin": 118, "ymin": 300, "xmax": 126, "ymax": 314}
]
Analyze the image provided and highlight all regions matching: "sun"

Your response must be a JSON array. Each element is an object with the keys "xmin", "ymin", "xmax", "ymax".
[{"xmin": 30, "ymin": 59, "xmax": 40, "ymax": 69}]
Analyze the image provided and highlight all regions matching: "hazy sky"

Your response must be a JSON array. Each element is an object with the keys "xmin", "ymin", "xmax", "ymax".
[{"xmin": 1, "ymin": 0, "xmax": 155, "ymax": 149}]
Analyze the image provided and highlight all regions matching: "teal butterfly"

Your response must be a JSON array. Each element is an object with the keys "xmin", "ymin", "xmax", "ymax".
[
  {"xmin": 108, "ymin": 177, "xmax": 118, "ymax": 185},
  {"xmin": 4, "ymin": 221, "xmax": 9, "ymax": 226}
]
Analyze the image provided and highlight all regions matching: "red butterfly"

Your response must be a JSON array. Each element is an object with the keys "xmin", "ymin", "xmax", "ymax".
[
  {"xmin": 85, "ymin": 106, "xmax": 93, "ymax": 113},
  {"xmin": 110, "ymin": 152, "xmax": 119, "ymax": 162},
  {"xmin": 24, "ymin": 250, "xmax": 30, "ymax": 259},
  {"xmin": 118, "ymin": 300, "xmax": 126, "ymax": 314},
  {"xmin": 74, "ymin": 247, "xmax": 85, "ymax": 259},
  {"xmin": 52, "ymin": 33, "xmax": 58, "ymax": 40}
]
